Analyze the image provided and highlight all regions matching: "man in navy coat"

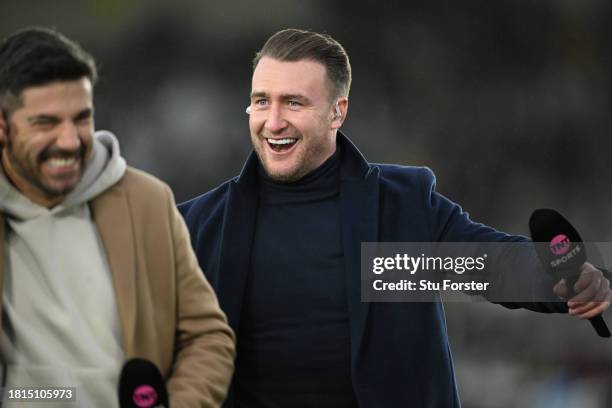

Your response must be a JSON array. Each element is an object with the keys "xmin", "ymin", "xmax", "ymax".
[{"xmin": 179, "ymin": 29, "xmax": 612, "ymax": 407}]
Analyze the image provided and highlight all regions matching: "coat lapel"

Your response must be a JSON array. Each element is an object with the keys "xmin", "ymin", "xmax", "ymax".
[
  {"xmin": 215, "ymin": 154, "xmax": 259, "ymax": 330},
  {"xmin": 338, "ymin": 134, "xmax": 380, "ymax": 367},
  {"xmin": 90, "ymin": 183, "xmax": 137, "ymax": 356}
]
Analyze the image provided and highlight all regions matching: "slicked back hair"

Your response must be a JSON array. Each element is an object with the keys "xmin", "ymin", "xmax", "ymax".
[{"xmin": 253, "ymin": 29, "xmax": 351, "ymax": 100}]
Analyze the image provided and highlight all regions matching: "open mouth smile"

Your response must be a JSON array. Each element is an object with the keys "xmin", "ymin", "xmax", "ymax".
[
  {"xmin": 266, "ymin": 137, "xmax": 298, "ymax": 153},
  {"xmin": 46, "ymin": 157, "xmax": 77, "ymax": 168}
]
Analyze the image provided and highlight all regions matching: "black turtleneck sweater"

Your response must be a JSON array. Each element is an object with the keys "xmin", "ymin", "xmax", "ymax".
[{"xmin": 234, "ymin": 148, "xmax": 358, "ymax": 407}]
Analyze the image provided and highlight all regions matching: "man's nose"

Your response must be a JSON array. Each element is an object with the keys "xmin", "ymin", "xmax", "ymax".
[
  {"xmin": 55, "ymin": 122, "xmax": 81, "ymax": 151},
  {"xmin": 264, "ymin": 105, "xmax": 288, "ymax": 133}
]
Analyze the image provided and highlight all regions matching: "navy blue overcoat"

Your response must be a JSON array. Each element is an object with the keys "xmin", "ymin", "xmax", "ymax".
[{"xmin": 179, "ymin": 133, "xmax": 565, "ymax": 407}]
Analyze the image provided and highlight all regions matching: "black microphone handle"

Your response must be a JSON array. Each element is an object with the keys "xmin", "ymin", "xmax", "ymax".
[{"xmin": 565, "ymin": 275, "xmax": 611, "ymax": 338}]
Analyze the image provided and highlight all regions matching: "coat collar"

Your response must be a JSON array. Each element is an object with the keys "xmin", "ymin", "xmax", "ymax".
[{"xmin": 221, "ymin": 131, "xmax": 379, "ymax": 364}]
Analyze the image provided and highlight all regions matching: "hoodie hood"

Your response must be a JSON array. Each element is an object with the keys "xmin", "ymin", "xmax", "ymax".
[{"xmin": 0, "ymin": 130, "xmax": 126, "ymax": 220}]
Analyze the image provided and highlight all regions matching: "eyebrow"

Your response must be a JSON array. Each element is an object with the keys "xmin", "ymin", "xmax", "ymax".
[
  {"xmin": 27, "ymin": 108, "xmax": 93, "ymax": 124},
  {"xmin": 28, "ymin": 114, "xmax": 60, "ymax": 124},
  {"xmin": 250, "ymin": 92, "xmax": 312, "ymax": 104},
  {"xmin": 250, "ymin": 91, "xmax": 268, "ymax": 99},
  {"xmin": 74, "ymin": 108, "xmax": 93, "ymax": 120}
]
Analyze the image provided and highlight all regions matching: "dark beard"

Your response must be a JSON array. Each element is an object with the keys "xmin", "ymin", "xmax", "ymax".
[{"xmin": 3, "ymin": 138, "xmax": 85, "ymax": 198}]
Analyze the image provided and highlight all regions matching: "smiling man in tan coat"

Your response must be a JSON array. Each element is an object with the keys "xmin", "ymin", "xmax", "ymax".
[{"xmin": 0, "ymin": 27, "xmax": 234, "ymax": 407}]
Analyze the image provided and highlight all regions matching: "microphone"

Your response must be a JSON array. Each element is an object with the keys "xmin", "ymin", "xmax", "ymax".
[
  {"xmin": 529, "ymin": 208, "xmax": 610, "ymax": 338},
  {"xmin": 118, "ymin": 358, "xmax": 169, "ymax": 408}
]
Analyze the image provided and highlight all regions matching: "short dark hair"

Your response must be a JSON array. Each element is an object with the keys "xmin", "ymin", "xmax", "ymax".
[
  {"xmin": 253, "ymin": 29, "xmax": 351, "ymax": 99},
  {"xmin": 0, "ymin": 27, "xmax": 97, "ymax": 113}
]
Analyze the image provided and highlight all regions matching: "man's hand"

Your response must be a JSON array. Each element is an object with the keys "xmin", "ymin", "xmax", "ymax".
[{"xmin": 553, "ymin": 262, "xmax": 612, "ymax": 319}]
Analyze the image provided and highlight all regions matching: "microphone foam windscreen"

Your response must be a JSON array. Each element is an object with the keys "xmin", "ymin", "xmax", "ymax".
[
  {"xmin": 118, "ymin": 358, "xmax": 169, "ymax": 408},
  {"xmin": 529, "ymin": 208, "xmax": 586, "ymax": 280}
]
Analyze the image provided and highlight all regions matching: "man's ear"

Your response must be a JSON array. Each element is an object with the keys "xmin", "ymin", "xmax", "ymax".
[
  {"xmin": 0, "ymin": 109, "xmax": 7, "ymax": 147},
  {"xmin": 331, "ymin": 97, "xmax": 348, "ymax": 130}
]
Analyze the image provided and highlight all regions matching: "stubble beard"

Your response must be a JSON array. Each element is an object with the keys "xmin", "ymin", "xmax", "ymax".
[
  {"xmin": 3, "ymin": 139, "xmax": 85, "ymax": 198},
  {"xmin": 254, "ymin": 135, "xmax": 329, "ymax": 184}
]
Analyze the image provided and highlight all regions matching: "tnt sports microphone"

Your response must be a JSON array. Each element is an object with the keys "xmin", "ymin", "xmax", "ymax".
[
  {"xmin": 529, "ymin": 208, "xmax": 611, "ymax": 338},
  {"xmin": 118, "ymin": 358, "xmax": 169, "ymax": 408}
]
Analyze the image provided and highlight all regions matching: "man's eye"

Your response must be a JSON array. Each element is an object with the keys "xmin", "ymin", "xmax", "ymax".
[
  {"xmin": 255, "ymin": 99, "xmax": 268, "ymax": 106},
  {"xmin": 32, "ymin": 120, "xmax": 56, "ymax": 128},
  {"xmin": 287, "ymin": 100, "xmax": 302, "ymax": 107}
]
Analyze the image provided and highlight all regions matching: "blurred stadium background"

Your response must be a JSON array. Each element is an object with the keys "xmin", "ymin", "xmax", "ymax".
[{"xmin": 2, "ymin": 1, "xmax": 611, "ymax": 406}]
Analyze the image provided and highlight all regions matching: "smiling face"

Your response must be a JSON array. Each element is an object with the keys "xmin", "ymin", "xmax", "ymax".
[
  {"xmin": 1, "ymin": 78, "xmax": 94, "ymax": 207},
  {"xmin": 248, "ymin": 57, "xmax": 347, "ymax": 183}
]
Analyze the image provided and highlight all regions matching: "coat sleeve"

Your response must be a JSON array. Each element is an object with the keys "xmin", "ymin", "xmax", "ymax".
[
  {"xmin": 163, "ymin": 184, "xmax": 236, "ymax": 407},
  {"xmin": 416, "ymin": 167, "xmax": 568, "ymax": 313}
]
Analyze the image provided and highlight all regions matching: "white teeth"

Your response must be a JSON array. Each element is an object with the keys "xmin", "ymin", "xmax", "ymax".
[
  {"xmin": 47, "ymin": 157, "xmax": 76, "ymax": 168},
  {"xmin": 267, "ymin": 138, "xmax": 297, "ymax": 145}
]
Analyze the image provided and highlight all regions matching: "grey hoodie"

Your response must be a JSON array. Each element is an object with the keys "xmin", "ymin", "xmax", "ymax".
[{"xmin": 1, "ymin": 131, "xmax": 127, "ymax": 407}]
